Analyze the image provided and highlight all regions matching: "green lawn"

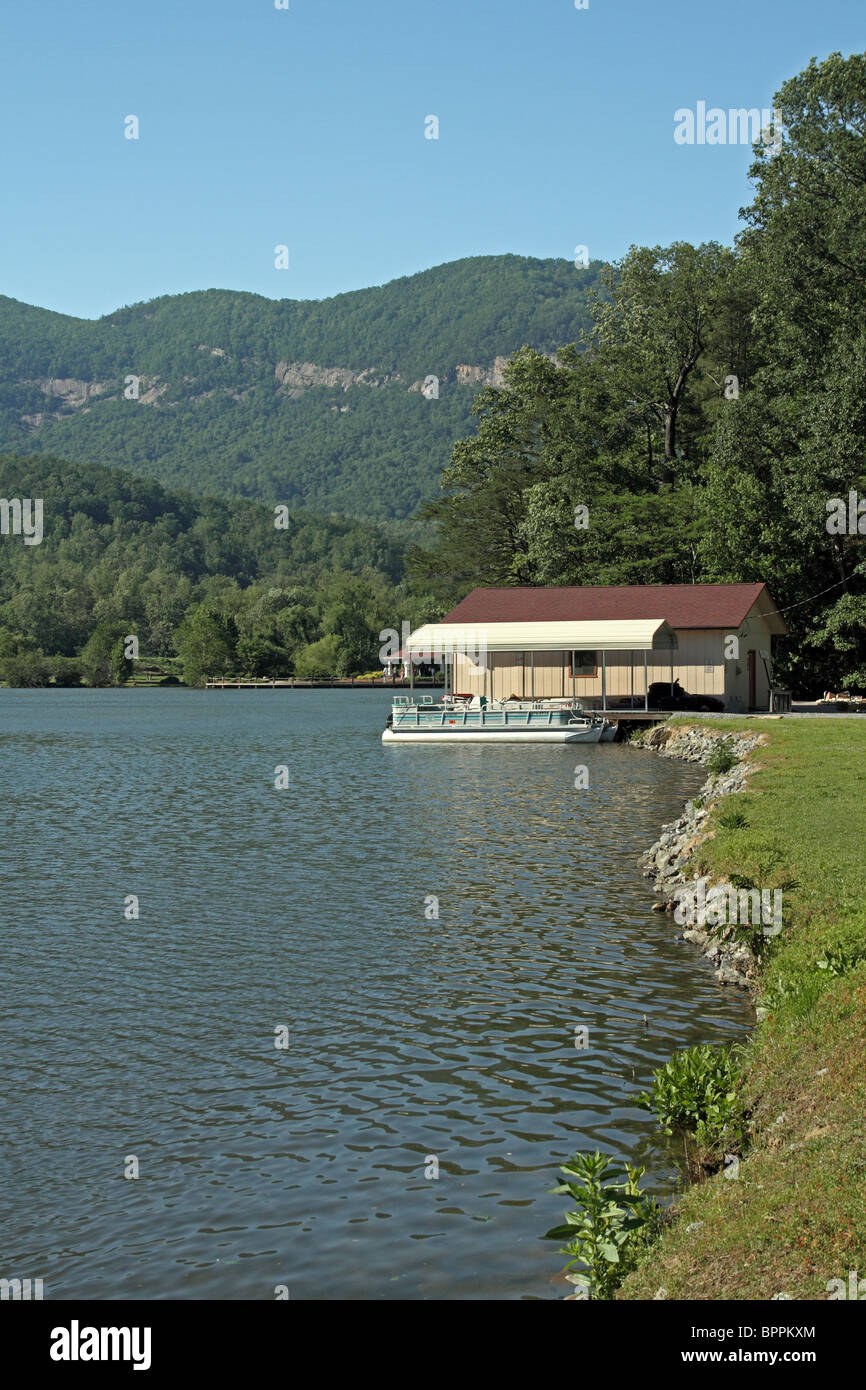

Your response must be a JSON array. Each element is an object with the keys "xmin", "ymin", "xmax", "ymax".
[{"xmin": 618, "ymin": 717, "xmax": 866, "ymax": 1301}]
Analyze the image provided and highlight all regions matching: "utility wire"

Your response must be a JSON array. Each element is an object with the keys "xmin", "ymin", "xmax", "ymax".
[{"xmin": 753, "ymin": 562, "xmax": 866, "ymax": 622}]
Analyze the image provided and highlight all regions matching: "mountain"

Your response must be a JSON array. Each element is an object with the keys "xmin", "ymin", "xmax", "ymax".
[
  {"xmin": 0, "ymin": 452, "xmax": 406, "ymax": 675},
  {"xmin": 0, "ymin": 256, "xmax": 602, "ymax": 520}
]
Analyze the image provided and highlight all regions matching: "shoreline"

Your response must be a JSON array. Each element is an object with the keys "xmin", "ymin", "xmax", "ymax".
[
  {"xmin": 613, "ymin": 716, "xmax": 866, "ymax": 1301},
  {"xmin": 632, "ymin": 723, "xmax": 767, "ymax": 991}
]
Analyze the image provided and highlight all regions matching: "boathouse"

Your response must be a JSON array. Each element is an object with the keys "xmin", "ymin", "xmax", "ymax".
[{"xmin": 407, "ymin": 583, "xmax": 787, "ymax": 713}]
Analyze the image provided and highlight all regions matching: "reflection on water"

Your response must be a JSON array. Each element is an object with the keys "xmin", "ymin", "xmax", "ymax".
[{"xmin": 0, "ymin": 690, "xmax": 752, "ymax": 1299}]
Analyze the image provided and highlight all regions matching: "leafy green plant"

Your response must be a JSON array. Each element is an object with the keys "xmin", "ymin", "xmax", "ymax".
[
  {"xmin": 760, "ymin": 973, "xmax": 794, "ymax": 1010},
  {"xmin": 717, "ymin": 808, "xmax": 748, "ymax": 830},
  {"xmin": 816, "ymin": 946, "xmax": 866, "ymax": 978},
  {"xmin": 705, "ymin": 738, "xmax": 738, "ymax": 776},
  {"xmin": 543, "ymin": 1151, "xmax": 661, "ymax": 1299},
  {"xmin": 636, "ymin": 1043, "xmax": 745, "ymax": 1167},
  {"xmin": 734, "ymin": 918, "xmax": 776, "ymax": 958}
]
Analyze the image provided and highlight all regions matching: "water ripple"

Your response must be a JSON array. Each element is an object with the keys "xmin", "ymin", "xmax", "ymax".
[{"xmin": 0, "ymin": 690, "xmax": 752, "ymax": 1299}]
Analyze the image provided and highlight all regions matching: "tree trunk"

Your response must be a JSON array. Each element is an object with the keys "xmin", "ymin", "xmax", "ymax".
[{"xmin": 661, "ymin": 404, "xmax": 676, "ymax": 483}]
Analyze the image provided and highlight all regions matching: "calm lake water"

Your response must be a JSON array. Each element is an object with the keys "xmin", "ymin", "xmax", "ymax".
[{"xmin": 0, "ymin": 690, "xmax": 752, "ymax": 1300}]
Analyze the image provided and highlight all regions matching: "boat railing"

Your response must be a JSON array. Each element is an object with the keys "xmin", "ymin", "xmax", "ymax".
[{"xmin": 389, "ymin": 706, "xmax": 601, "ymax": 728}]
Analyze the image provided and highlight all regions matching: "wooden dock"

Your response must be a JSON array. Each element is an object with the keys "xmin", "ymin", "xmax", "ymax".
[{"xmin": 204, "ymin": 677, "xmax": 444, "ymax": 690}]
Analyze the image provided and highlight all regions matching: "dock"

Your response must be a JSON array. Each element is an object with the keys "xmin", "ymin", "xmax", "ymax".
[{"xmin": 204, "ymin": 677, "xmax": 444, "ymax": 690}]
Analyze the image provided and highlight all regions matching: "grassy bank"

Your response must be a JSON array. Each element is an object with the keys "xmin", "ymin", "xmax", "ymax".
[{"xmin": 619, "ymin": 717, "xmax": 866, "ymax": 1301}]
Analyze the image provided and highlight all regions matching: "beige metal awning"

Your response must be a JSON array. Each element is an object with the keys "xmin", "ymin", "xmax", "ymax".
[{"xmin": 407, "ymin": 618, "xmax": 677, "ymax": 656}]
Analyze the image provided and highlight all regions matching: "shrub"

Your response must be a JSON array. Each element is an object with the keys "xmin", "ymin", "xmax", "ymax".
[
  {"xmin": 706, "ymin": 738, "xmax": 738, "ymax": 776},
  {"xmin": 0, "ymin": 650, "xmax": 53, "ymax": 686},
  {"xmin": 543, "ymin": 1151, "xmax": 661, "ymax": 1300},
  {"xmin": 636, "ymin": 1043, "xmax": 745, "ymax": 1168},
  {"xmin": 816, "ymin": 945, "xmax": 866, "ymax": 978},
  {"xmin": 293, "ymin": 634, "xmax": 342, "ymax": 678}
]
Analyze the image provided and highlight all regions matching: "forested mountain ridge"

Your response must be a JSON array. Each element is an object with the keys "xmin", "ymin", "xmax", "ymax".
[
  {"xmin": 0, "ymin": 452, "xmax": 423, "ymax": 685},
  {"xmin": 0, "ymin": 256, "xmax": 602, "ymax": 519}
]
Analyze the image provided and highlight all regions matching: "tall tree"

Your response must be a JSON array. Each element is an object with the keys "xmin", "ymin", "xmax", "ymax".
[
  {"xmin": 701, "ymin": 51, "xmax": 866, "ymax": 685},
  {"xmin": 589, "ymin": 242, "xmax": 736, "ymax": 480},
  {"xmin": 175, "ymin": 605, "xmax": 238, "ymax": 686}
]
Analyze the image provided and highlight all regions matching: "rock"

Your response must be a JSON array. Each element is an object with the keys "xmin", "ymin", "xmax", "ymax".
[
  {"xmin": 682, "ymin": 929, "xmax": 710, "ymax": 947},
  {"xmin": 652, "ymin": 901, "xmax": 667, "ymax": 912},
  {"xmin": 716, "ymin": 966, "xmax": 749, "ymax": 986},
  {"xmin": 706, "ymin": 884, "xmax": 731, "ymax": 906}
]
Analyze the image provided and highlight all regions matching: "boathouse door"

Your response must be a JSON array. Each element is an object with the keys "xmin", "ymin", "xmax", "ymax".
[{"xmin": 747, "ymin": 650, "xmax": 757, "ymax": 710}]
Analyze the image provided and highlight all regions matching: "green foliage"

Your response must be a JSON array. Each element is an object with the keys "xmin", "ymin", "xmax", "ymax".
[
  {"xmin": 0, "ymin": 453, "xmax": 415, "ymax": 679},
  {"xmin": 80, "ymin": 621, "xmax": 134, "ymax": 687},
  {"xmin": 636, "ymin": 1043, "xmax": 745, "ymax": 1159},
  {"xmin": 698, "ymin": 52, "xmax": 866, "ymax": 689},
  {"xmin": 235, "ymin": 633, "xmax": 290, "ymax": 678},
  {"xmin": 50, "ymin": 656, "xmax": 84, "ymax": 686},
  {"xmin": 705, "ymin": 738, "xmax": 738, "ymax": 775},
  {"xmin": 0, "ymin": 649, "xmax": 54, "ymax": 687},
  {"xmin": 292, "ymin": 634, "xmax": 343, "ymax": 679},
  {"xmin": 0, "ymin": 256, "xmax": 603, "ymax": 520},
  {"xmin": 4, "ymin": 54, "xmax": 866, "ymax": 693},
  {"xmin": 717, "ymin": 808, "xmax": 749, "ymax": 830},
  {"xmin": 321, "ymin": 577, "xmax": 383, "ymax": 674},
  {"xmin": 815, "ymin": 945, "xmax": 866, "ymax": 978},
  {"xmin": 175, "ymin": 605, "xmax": 238, "ymax": 686},
  {"xmin": 543, "ymin": 1152, "xmax": 661, "ymax": 1300},
  {"xmin": 408, "ymin": 55, "xmax": 866, "ymax": 693}
]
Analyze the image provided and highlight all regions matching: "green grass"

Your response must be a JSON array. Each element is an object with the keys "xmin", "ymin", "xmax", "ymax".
[{"xmin": 618, "ymin": 716, "xmax": 866, "ymax": 1300}]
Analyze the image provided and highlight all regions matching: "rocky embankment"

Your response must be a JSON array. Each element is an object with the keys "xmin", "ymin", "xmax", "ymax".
[{"xmin": 633, "ymin": 724, "xmax": 766, "ymax": 990}]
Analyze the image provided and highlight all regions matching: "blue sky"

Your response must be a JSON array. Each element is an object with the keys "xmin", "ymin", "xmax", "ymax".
[{"xmin": 2, "ymin": 0, "xmax": 863, "ymax": 318}]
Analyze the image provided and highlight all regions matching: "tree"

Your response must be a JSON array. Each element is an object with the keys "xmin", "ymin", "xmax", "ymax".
[
  {"xmin": 701, "ymin": 51, "xmax": 866, "ymax": 686},
  {"xmin": 409, "ymin": 348, "xmax": 587, "ymax": 597},
  {"xmin": 589, "ymin": 242, "xmax": 736, "ymax": 480},
  {"xmin": 409, "ymin": 332, "xmax": 718, "ymax": 598},
  {"xmin": 293, "ymin": 634, "xmax": 342, "ymax": 678},
  {"xmin": 80, "ymin": 621, "xmax": 135, "ymax": 686},
  {"xmin": 236, "ymin": 632, "xmax": 289, "ymax": 677},
  {"xmin": 175, "ymin": 605, "xmax": 237, "ymax": 686},
  {"xmin": 320, "ymin": 576, "xmax": 381, "ymax": 675},
  {"xmin": 0, "ymin": 650, "xmax": 54, "ymax": 687}
]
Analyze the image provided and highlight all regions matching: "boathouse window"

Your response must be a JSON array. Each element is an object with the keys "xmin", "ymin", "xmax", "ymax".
[{"xmin": 570, "ymin": 650, "xmax": 597, "ymax": 677}]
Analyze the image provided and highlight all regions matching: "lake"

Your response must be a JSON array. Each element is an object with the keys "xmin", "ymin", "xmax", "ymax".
[{"xmin": 0, "ymin": 689, "xmax": 753, "ymax": 1299}]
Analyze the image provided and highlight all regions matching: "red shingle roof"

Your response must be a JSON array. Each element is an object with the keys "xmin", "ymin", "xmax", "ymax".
[{"xmin": 442, "ymin": 584, "xmax": 787, "ymax": 632}]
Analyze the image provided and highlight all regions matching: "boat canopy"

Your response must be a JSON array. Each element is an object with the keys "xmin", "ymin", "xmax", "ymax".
[{"xmin": 406, "ymin": 618, "xmax": 678, "ymax": 656}]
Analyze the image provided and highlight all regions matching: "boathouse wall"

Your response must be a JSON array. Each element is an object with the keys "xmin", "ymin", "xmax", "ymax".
[{"xmin": 452, "ymin": 620, "xmax": 775, "ymax": 709}]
